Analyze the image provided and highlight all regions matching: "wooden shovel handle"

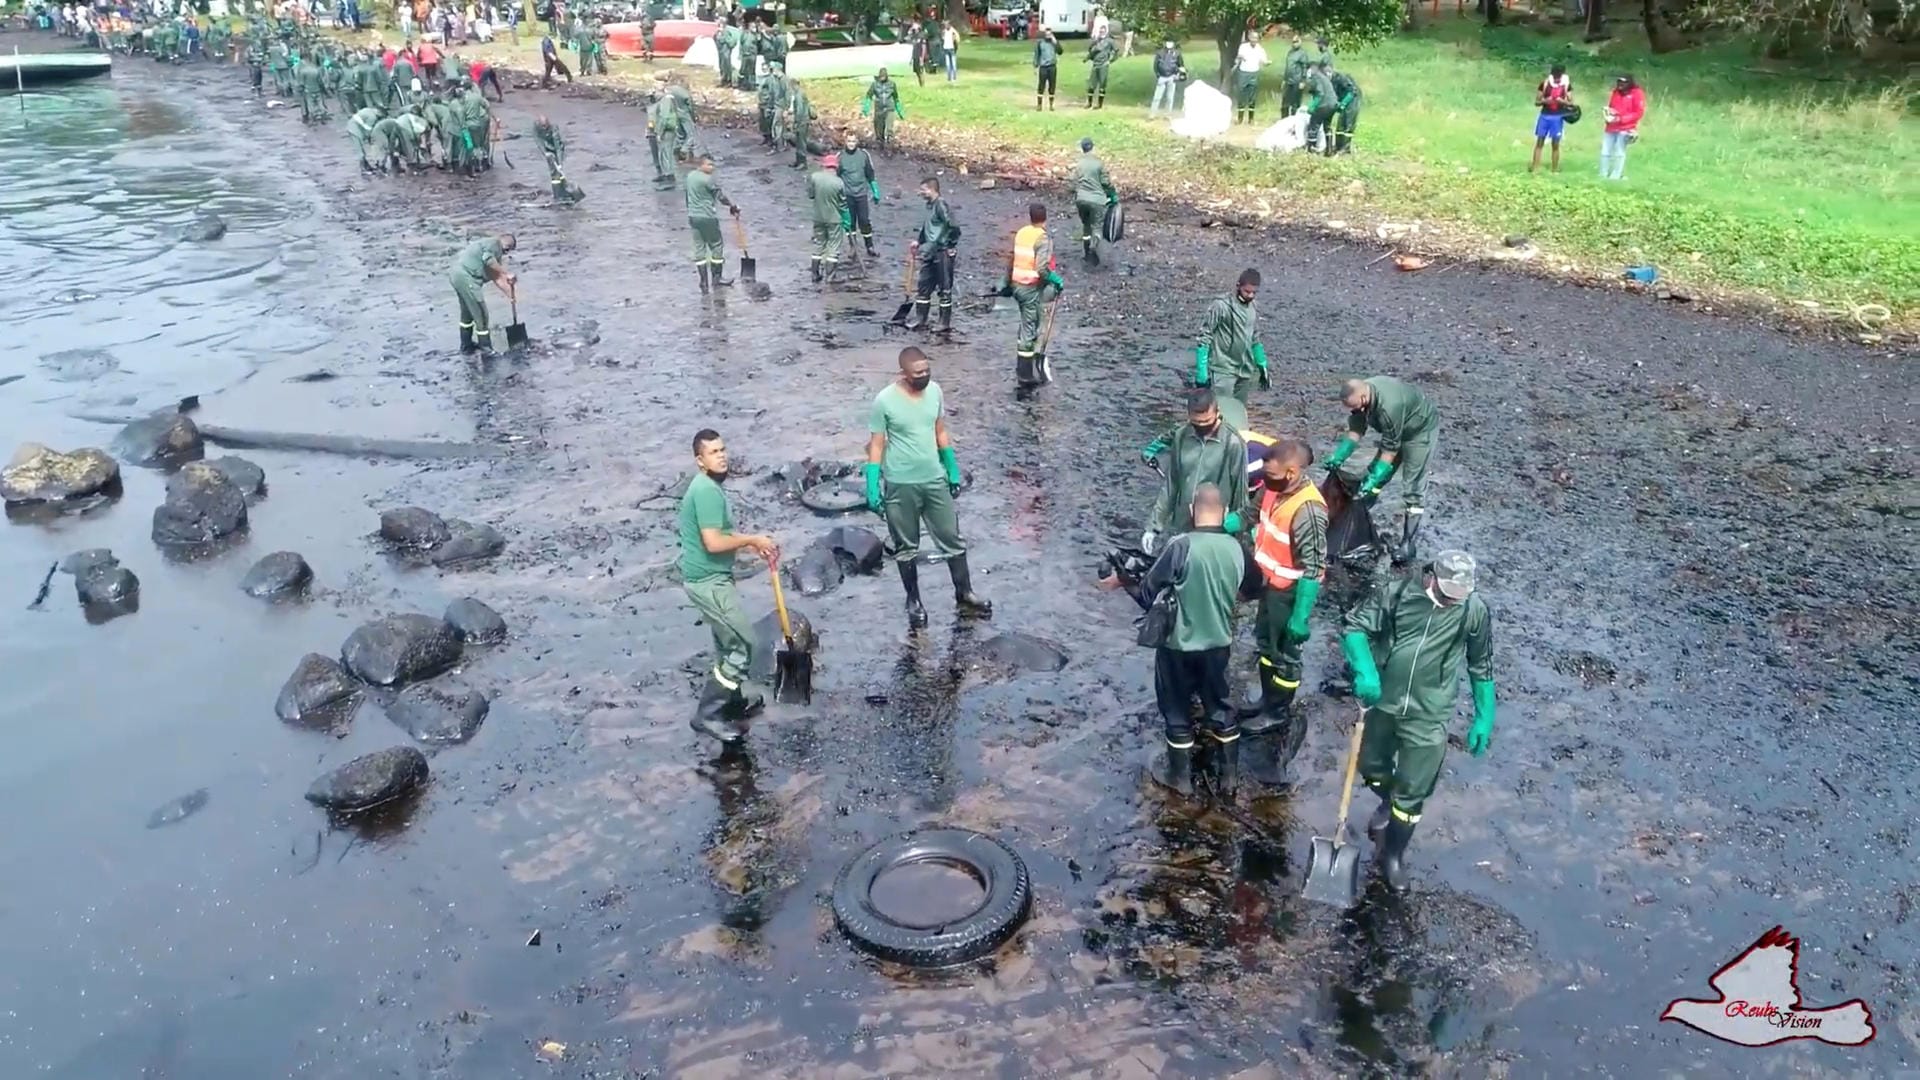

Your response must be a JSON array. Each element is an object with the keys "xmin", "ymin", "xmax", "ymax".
[
  {"xmin": 768, "ymin": 559, "xmax": 793, "ymax": 640},
  {"xmin": 1331, "ymin": 707, "xmax": 1366, "ymax": 838},
  {"xmin": 732, "ymin": 216, "xmax": 750, "ymax": 254}
]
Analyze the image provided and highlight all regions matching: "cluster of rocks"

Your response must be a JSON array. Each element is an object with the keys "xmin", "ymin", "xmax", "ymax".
[
  {"xmin": 379, "ymin": 506, "xmax": 507, "ymax": 568},
  {"xmin": 57, "ymin": 548, "xmax": 141, "ymax": 623}
]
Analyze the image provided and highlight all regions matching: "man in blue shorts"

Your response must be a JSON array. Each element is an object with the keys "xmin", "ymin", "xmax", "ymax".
[{"xmin": 1531, "ymin": 63, "xmax": 1573, "ymax": 174}]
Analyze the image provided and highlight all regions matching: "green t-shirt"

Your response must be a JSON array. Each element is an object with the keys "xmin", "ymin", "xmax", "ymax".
[
  {"xmin": 869, "ymin": 381, "xmax": 944, "ymax": 486},
  {"xmin": 677, "ymin": 472, "xmax": 736, "ymax": 583},
  {"xmin": 454, "ymin": 237, "xmax": 503, "ymax": 282}
]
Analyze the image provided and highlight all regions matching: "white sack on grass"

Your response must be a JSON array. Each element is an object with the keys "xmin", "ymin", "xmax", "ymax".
[
  {"xmin": 1170, "ymin": 80, "xmax": 1231, "ymax": 140},
  {"xmin": 683, "ymin": 35, "xmax": 718, "ymax": 69},
  {"xmin": 1255, "ymin": 112, "xmax": 1308, "ymax": 153}
]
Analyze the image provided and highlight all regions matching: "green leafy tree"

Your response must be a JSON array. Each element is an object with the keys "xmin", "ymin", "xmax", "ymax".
[{"xmin": 1110, "ymin": 0, "xmax": 1402, "ymax": 85}]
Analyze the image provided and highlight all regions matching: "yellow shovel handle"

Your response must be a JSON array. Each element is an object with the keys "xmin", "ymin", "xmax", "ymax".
[
  {"xmin": 769, "ymin": 559, "xmax": 793, "ymax": 640},
  {"xmin": 1331, "ymin": 706, "xmax": 1366, "ymax": 837}
]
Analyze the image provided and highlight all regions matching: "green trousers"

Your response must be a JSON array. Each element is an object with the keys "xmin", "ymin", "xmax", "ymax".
[
  {"xmin": 348, "ymin": 118, "xmax": 373, "ymax": 162},
  {"xmin": 1254, "ymin": 585, "xmax": 1305, "ymax": 696},
  {"xmin": 882, "ymin": 479, "xmax": 965, "ymax": 563},
  {"xmin": 873, "ymin": 110, "xmax": 893, "ymax": 148},
  {"xmin": 718, "ymin": 53, "xmax": 733, "ymax": 85},
  {"xmin": 450, "ymin": 271, "xmax": 491, "ymax": 342},
  {"xmin": 1382, "ymin": 430, "xmax": 1435, "ymax": 511},
  {"xmin": 1013, "ymin": 282, "xmax": 1046, "ymax": 353},
  {"xmin": 810, "ymin": 222, "xmax": 844, "ymax": 265},
  {"xmin": 684, "ymin": 576, "xmax": 754, "ymax": 687},
  {"xmin": 1359, "ymin": 709, "xmax": 1448, "ymax": 823},
  {"xmin": 1234, "ymin": 71, "xmax": 1258, "ymax": 110},
  {"xmin": 654, "ymin": 129, "xmax": 681, "ymax": 179},
  {"xmin": 1087, "ymin": 63, "xmax": 1109, "ymax": 96},
  {"xmin": 690, "ymin": 217, "xmax": 724, "ymax": 267}
]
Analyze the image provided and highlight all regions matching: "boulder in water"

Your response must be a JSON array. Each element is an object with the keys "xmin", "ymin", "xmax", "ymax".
[
  {"xmin": 341, "ymin": 613, "xmax": 462, "ymax": 687},
  {"xmin": 2, "ymin": 443, "xmax": 122, "ymax": 504},
  {"xmin": 181, "ymin": 214, "xmax": 227, "ymax": 242},
  {"xmin": 444, "ymin": 597, "xmax": 506, "ymax": 644},
  {"xmin": 386, "ymin": 682, "xmax": 490, "ymax": 745},
  {"xmin": 151, "ymin": 461, "xmax": 248, "ymax": 548},
  {"xmin": 241, "ymin": 551, "xmax": 313, "ymax": 599},
  {"xmin": 76, "ymin": 562, "xmax": 139, "ymax": 606},
  {"xmin": 276, "ymin": 652, "xmax": 363, "ymax": 729},
  {"xmin": 58, "ymin": 547, "xmax": 120, "ymax": 576},
  {"xmin": 305, "ymin": 746, "xmax": 429, "ymax": 813},
  {"xmin": 429, "ymin": 519, "xmax": 506, "ymax": 566},
  {"xmin": 379, "ymin": 506, "xmax": 451, "ymax": 549},
  {"xmin": 113, "ymin": 411, "xmax": 204, "ymax": 468},
  {"xmin": 205, "ymin": 455, "xmax": 266, "ymax": 499},
  {"xmin": 823, "ymin": 525, "xmax": 885, "ymax": 574},
  {"xmin": 974, "ymin": 632, "xmax": 1070, "ymax": 673},
  {"xmin": 790, "ymin": 542, "xmax": 844, "ymax": 597}
]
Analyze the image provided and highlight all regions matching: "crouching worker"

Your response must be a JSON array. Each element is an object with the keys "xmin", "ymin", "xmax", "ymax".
[{"xmin": 680, "ymin": 429, "xmax": 781, "ymax": 744}]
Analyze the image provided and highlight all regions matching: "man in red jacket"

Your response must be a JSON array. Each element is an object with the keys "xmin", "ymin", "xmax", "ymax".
[{"xmin": 1600, "ymin": 73, "xmax": 1646, "ymax": 181}]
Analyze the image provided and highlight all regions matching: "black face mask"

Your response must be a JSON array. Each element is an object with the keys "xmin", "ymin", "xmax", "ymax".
[
  {"xmin": 908, "ymin": 374, "xmax": 932, "ymax": 391},
  {"xmin": 1193, "ymin": 420, "xmax": 1219, "ymax": 438},
  {"xmin": 1266, "ymin": 472, "xmax": 1295, "ymax": 491}
]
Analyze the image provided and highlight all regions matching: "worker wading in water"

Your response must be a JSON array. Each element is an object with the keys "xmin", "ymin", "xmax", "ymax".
[
  {"xmin": 1003, "ymin": 202, "xmax": 1065, "ymax": 386},
  {"xmin": 1323, "ymin": 375, "xmax": 1439, "ymax": 564},
  {"xmin": 685, "ymin": 155, "xmax": 739, "ymax": 292},
  {"xmin": 907, "ymin": 176, "xmax": 960, "ymax": 333},
  {"xmin": 679, "ymin": 429, "xmax": 780, "ymax": 743},
  {"xmin": 806, "ymin": 152, "xmax": 849, "ymax": 284},
  {"xmin": 837, "ymin": 132, "xmax": 881, "ymax": 257},
  {"xmin": 449, "ymin": 232, "xmax": 516, "ymax": 354},
  {"xmin": 861, "ymin": 67, "xmax": 903, "ymax": 150}
]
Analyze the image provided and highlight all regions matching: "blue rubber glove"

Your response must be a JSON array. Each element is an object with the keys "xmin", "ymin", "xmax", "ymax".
[
  {"xmin": 1193, "ymin": 341, "xmax": 1211, "ymax": 387},
  {"xmin": 1322, "ymin": 436, "xmax": 1357, "ymax": 470},
  {"xmin": 869, "ymin": 179, "xmax": 881, "ymax": 203},
  {"xmin": 1468, "ymin": 679, "xmax": 1496, "ymax": 755},
  {"xmin": 1252, "ymin": 342, "xmax": 1270, "ymax": 389},
  {"xmin": 1285, "ymin": 578, "xmax": 1320, "ymax": 644},
  {"xmin": 1343, "ymin": 631, "xmax": 1381, "ymax": 706},
  {"xmin": 1223, "ymin": 511, "xmax": 1242, "ymax": 534},
  {"xmin": 863, "ymin": 463, "xmax": 883, "ymax": 512},
  {"xmin": 938, "ymin": 446, "xmax": 962, "ymax": 495},
  {"xmin": 1358, "ymin": 457, "xmax": 1394, "ymax": 499}
]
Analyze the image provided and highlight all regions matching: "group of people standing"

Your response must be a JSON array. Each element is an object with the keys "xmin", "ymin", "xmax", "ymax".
[{"xmin": 1530, "ymin": 63, "xmax": 1649, "ymax": 179}]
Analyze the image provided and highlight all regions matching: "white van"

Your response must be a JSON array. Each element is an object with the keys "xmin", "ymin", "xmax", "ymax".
[{"xmin": 986, "ymin": 0, "xmax": 1098, "ymax": 38}]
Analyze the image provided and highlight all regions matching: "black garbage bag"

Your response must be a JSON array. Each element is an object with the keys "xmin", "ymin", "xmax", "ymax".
[{"xmin": 1319, "ymin": 469, "xmax": 1380, "ymax": 564}]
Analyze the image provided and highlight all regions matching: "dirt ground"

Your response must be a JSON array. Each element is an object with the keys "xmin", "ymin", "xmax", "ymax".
[{"xmin": 6, "ymin": 44, "xmax": 1918, "ymax": 1079}]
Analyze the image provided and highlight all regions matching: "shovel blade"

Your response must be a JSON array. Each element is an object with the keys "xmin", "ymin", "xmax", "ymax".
[
  {"xmin": 889, "ymin": 298, "xmax": 914, "ymax": 325},
  {"xmin": 1300, "ymin": 835, "xmax": 1362, "ymax": 907},
  {"xmin": 773, "ymin": 644, "xmax": 812, "ymax": 704},
  {"xmin": 740, "ymin": 255, "xmax": 757, "ymax": 283},
  {"xmin": 505, "ymin": 323, "xmax": 530, "ymax": 348}
]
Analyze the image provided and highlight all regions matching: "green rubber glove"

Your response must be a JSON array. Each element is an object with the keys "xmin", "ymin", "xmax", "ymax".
[
  {"xmin": 894, "ymin": 101, "xmax": 905, "ymax": 119},
  {"xmin": 1223, "ymin": 511, "xmax": 1242, "ymax": 535},
  {"xmin": 1043, "ymin": 269, "xmax": 1065, "ymax": 294},
  {"xmin": 1139, "ymin": 432, "xmax": 1168, "ymax": 466},
  {"xmin": 840, "ymin": 209, "xmax": 853, "ymax": 232},
  {"xmin": 1285, "ymin": 578, "xmax": 1320, "ymax": 643},
  {"xmin": 1193, "ymin": 341, "xmax": 1211, "ymax": 386},
  {"xmin": 461, "ymin": 130, "xmax": 474, "ymax": 150},
  {"xmin": 863, "ymin": 463, "xmax": 883, "ymax": 512},
  {"xmin": 1251, "ymin": 342, "xmax": 1269, "ymax": 372},
  {"xmin": 1322, "ymin": 436, "xmax": 1357, "ymax": 470},
  {"xmin": 869, "ymin": 179, "xmax": 882, "ymax": 203},
  {"xmin": 938, "ymin": 446, "xmax": 963, "ymax": 495},
  {"xmin": 1468, "ymin": 679, "xmax": 1496, "ymax": 755},
  {"xmin": 1358, "ymin": 457, "xmax": 1394, "ymax": 498},
  {"xmin": 860, "ymin": 97, "xmax": 871, "ymax": 117},
  {"xmin": 1343, "ymin": 631, "xmax": 1382, "ymax": 706}
]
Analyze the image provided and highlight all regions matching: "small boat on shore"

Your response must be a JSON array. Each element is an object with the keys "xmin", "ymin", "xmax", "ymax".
[{"xmin": 1, "ymin": 51, "xmax": 112, "ymax": 92}]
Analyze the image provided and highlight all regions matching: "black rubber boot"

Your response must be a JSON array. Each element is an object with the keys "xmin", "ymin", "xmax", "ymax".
[
  {"xmin": 1394, "ymin": 512, "xmax": 1423, "ymax": 566},
  {"xmin": 1095, "ymin": 92, "xmax": 1106, "ymax": 110},
  {"xmin": 1149, "ymin": 739, "xmax": 1195, "ymax": 798},
  {"xmin": 1085, "ymin": 93, "xmax": 1094, "ymax": 109},
  {"xmin": 1036, "ymin": 95, "xmax": 1043, "ymax": 110},
  {"xmin": 1082, "ymin": 238, "xmax": 1093, "ymax": 260},
  {"xmin": 864, "ymin": 235, "xmax": 877, "ymax": 257},
  {"xmin": 810, "ymin": 259, "xmax": 823, "ymax": 283},
  {"xmin": 904, "ymin": 301, "xmax": 929, "ymax": 331},
  {"xmin": 698, "ymin": 264, "xmax": 710, "ymax": 293},
  {"xmin": 1379, "ymin": 816, "xmax": 1417, "ymax": 891},
  {"xmin": 727, "ymin": 680, "xmax": 766, "ymax": 720},
  {"xmin": 689, "ymin": 674, "xmax": 747, "ymax": 743},
  {"xmin": 899, "ymin": 560, "xmax": 928, "ymax": 628},
  {"xmin": 948, "ymin": 554, "xmax": 992, "ymax": 618},
  {"xmin": 1367, "ymin": 793, "xmax": 1392, "ymax": 840},
  {"xmin": 937, "ymin": 302, "xmax": 953, "ymax": 334},
  {"xmin": 710, "ymin": 264, "xmax": 734, "ymax": 287},
  {"xmin": 459, "ymin": 324, "xmax": 475, "ymax": 353},
  {"xmin": 1209, "ymin": 727, "xmax": 1240, "ymax": 799},
  {"xmin": 1239, "ymin": 669, "xmax": 1294, "ymax": 735},
  {"xmin": 550, "ymin": 179, "xmax": 567, "ymax": 202},
  {"xmin": 473, "ymin": 329, "xmax": 494, "ymax": 354}
]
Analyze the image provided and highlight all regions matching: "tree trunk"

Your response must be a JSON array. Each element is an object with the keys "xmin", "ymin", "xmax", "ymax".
[
  {"xmin": 1215, "ymin": 17, "xmax": 1240, "ymax": 90},
  {"xmin": 945, "ymin": 0, "xmax": 968, "ymax": 33},
  {"xmin": 1642, "ymin": 0, "xmax": 1689, "ymax": 50},
  {"xmin": 1584, "ymin": 0, "xmax": 1610, "ymax": 40}
]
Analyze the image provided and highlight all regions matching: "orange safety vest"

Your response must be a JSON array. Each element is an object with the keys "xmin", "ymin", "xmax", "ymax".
[
  {"xmin": 1252, "ymin": 481, "xmax": 1327, "ymax": 590},
  {"xmin": 1010, "ymin": 224, "xmax": 1046, "ymax": 286}
]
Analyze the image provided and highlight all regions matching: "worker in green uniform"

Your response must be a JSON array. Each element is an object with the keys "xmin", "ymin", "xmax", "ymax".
[
  {"xmin": 449, "ymin": 233, "xmax": 516, "ymax": 354},
  {"xmin": 907, "ymin": 176, "xmax": 959, "ymax": 333},
  {"xmin": 1314, "ymin": 35, "xmax": 1335, "ymax": 71},
  {"xmin": 296, "ymin": 49, "xmax": 328, "ymax": 123},
  {"xmin": 806, "ymin": 152, "xmax": 850, "ymax": 284},
  {"xmin": 1329, "ymin": 68, "xmax": 1362, "ymax": 155},
  {"xmin": 268, "ymin": 37, "xmax": 292, "ymax": 96},
  {"xmin": 1138, "ymin": 388, "xmax": 1250, "ymax": 551},
  {"xmin": 1305, "ymin": 59, "xmax": 1338, "ymax": 154},
  {"xmin": 837, "ymin": 132, "xmax": 881, "ymax": 258},
  {"xmin": 593, "ymin": 21, "xmax": 611, "ymax": 74},
  {"xmin": 714, "ymin": 17, "xmax": 737, "ymax": 86},
  {"xmin": 738, "ymin": 23, "xmax": 761, "ymax": 89},
  {"xmin": 1192, "ymin": 268, "xmax": 1270, "ymax": 431},
  {"xmin": 761, "ymin": 20, "xmax": 788, "ymax": 73},
  {"xmin": 865, "ymin": 346, "xmax": 993, "ymax": 629},
  {"xmin": 756, "ymin": 60, "xmax": 782, "ymax": 146},
  {"xmin": 1068, "ymin": 136, "xmax": 1117, "ymax": 262},
  {"xmin": 322, "ymin": 47, "xmax": 346, "ymax": 109},
  {"xmin": 638, "ymin": 9, "xmax": 656, "ymax": 61},
  {"xmin": 368, "ymin": 115, "xmax": 409, "ymax": 173},
  {"xmin": 680, "ymin": 428, "xmax": 780, "ymax": 743},
  {"xmin": 1342, "ymin": 550, "xmax": 1495, "ymax": 890},
  {"xmin": 1281, "ymin": 34, "xmax": 1309, "ymax": 116},
  {"xmin": 649, "ymin": 92, "xmax": 684, "ymax": 188},
  {"xmin": 347, "ymin": 104, "xmax": 384, "ymax": 171},
  {"xmin": 685, "ymin": 155, "xmax": 739, "ymax": 292},
  {"xmin": 392, "ymin": 107, "xmax": 430, "ymax": 169},
  {"xmin": 666, "ymin": 79, "xmax": 700, "ymax": 159},
  {"xmin": 357, "ymin": 50, "xmax": 386, "ymax": 115},
  {"xmin": 426, "ymin": 91, "xmax": 461, "ymax": 169},
  {"xmin": 534, "ymin": 115, "xmax": 577, "ymax": 203},
  {"xmin": 999, "ymin": 201, "xmax": 1064, "ymax": 386},
  {"xmin": 766, "ymin": 63, "xmax": 792, "ymax": 155},
  {"xmin": 861, "ymin": 67, "xmax": 904, "ymax": 150},
  {"xmin": 1323, "ymin": 375, "xmax": 1439, "ymax": 565},
  {"xmin": 391, "ymin": 48, "xmax": 417, "ymax": 108},
  {"xmin": 1084, "ymin": 25, "xmax": 1116, "ymax": 110},
  {"xmin": 245, "ymin": 31, "xmax": 267, "ymax": 95},
  {"xmin": 460, "ymin": 78, "xmax": 492, "ymax": 173},
  {"xmin": 787, "ymin": 80, "xmax": 814, "ymax": 169},
  {"xmin": 1240, "ymin": 440, "xmax": 1328, "ymax": 784},
  {"xmin": 206, "ymin": 20, "xmax": 229, "ymax": 61}
]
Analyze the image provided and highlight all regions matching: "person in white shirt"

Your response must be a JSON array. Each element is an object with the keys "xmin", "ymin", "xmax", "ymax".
[
  {"xmin": 1090, "ymin": 6, "xmax": 1108, "ymax": 39},
  {"xmin": 1232, "ymin": 29, "xmax": 1269, "ymax": 126}
]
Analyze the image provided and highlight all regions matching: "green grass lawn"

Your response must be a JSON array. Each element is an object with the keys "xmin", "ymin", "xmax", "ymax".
[{"xmin": 797, "ymin": 19, "xmax": 1918, "ymax": 327}]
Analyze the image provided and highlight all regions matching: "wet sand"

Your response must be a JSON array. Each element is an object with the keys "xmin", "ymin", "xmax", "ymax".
[{"xmin": 2, "ymin": 41, "xmax": 1916, "ymax": 1079}]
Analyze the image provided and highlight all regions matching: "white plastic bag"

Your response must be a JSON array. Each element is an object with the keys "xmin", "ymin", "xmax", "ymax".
[{"xmin": 1170, "ymin": 80, "xmax": 1230, "ymax": 140}]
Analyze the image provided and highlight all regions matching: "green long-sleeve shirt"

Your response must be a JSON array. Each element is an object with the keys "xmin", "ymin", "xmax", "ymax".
[
  {"xmin": 534, "ymin": 120, "xmax": 565, "ymax": 161},
  {"xmin": 1347, "ymin": 376, "xmax": 1437, "ymax": 453},
  {"xmin": 1147, "ymin": 423, "xmax": 1250, "ymax": 536},
  {"xmin": 807, "ymin": 168, "xmax": 847, "ymax": 226},
  {"xmin": 1069, "ymin": 152, "xmax": 1114, "ymax": 207},
  {"xmin": 915, "ymin": 197, "xmax": 958, "ymax": 263},
  {"xmin": 1283, "ymin": 45, "xmax": 1309, "ymax": 84},
  {"xmin": 1138, "ymin": 528, "xmax": 1246, "ymax": 652},
  {"xmin": 669, "ymin": 83, "xmax": 695, "ymax": 130},
  {"xmin": 838, "ymin": 147, "xmax": 876, "ymax": 192},
  {"xmin": 1197, "ymin": 293, "xmax": 1261, "ymax": 374},
  {"xmin": 649, "ymin": 96, "xmax": 682, "ymax": 139},
  {"xmin": 1087, "ymin": 37, "xmax": 1116, "ymax": 66},
  {"xmin": 685, "ymin": 169, "xmax": 729, "ymax": 220},
  {"xmin": 791, "ymin": 85, "xmax": 812, "ymax": 127},
  {"xmin": 453, "ymin": 237, "xmax": 504, "ymax": 283},
  {"xmin": 865, "ymin": 76, "xmax": 899, "ymax": 115},
  {"xmin": 1307, "ymin": 69, "xmax": 1336, "ymax": 109},
  {"xmin": 1033, "ymin": 37, "xmax": 1058, "ymax": 66},
  {"xmin": 1345, "ymin": 577, "xmax": 1493, "ymax": 722}
]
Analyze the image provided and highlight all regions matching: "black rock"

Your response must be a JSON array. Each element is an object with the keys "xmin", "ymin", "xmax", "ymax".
[
  {"xmin": 58, "ymin": 548, "xmax": 119, "ymax": 576},
  {"xmin": 444, "ymin": 597, "xmax": 506, "ymax": 644},
  {"xmin": 241, "ymin": 551, "xmax": 313, "ymax": 599},
  {"xmin": 145, "ymin": 788, "xmax": 209, "ymax": 829},
  {"xmin": 386, "ymin": 682, "xmax": 490, "ymax": 745},
  {"xmin": 429, "ymin": 519, "xmax": 506, "ymax": 566},
  {"xmin": 975, "ymin": 632, "xmax": 1071, "ymax": 673},
  {"xmin": 113, "ymin": 411, "xmax": 204, "ymax": 468},
  {"xmin": 275, "ymin": 652, "xmax": 363, "ymax": 728},
  {"xmin": 341, "ymin": 613, "xmax": 462, "ymax": 687},
  {"xmin": 2, "ymin": 443, "xmax": 122, "ymax": 504},
  {"xmin": 379, "ymin": 506, "xmax": 451, "ymax": 549},
  {"xmin": 181, "ymin": 214, "xmax": 227, "ymax": 242},
  {"xmin": 791, "ymin": 542, "xmax": 844, "ymax": 597},
  {"xmin": 76, "ymin": 563, "xmax": 139, "ymax": 606},
  {"xmin": 206, "ymin": 455, "xmax": 266, "ymax": 498},
  {"xmin": 305, "ymin": 746, "xmax": 429, "ymax": 813},
  {"xmin": 151, "ymin": 461, "xmax": 248, "ymax": 548},
  {"xmin": 823, "ymin": 525, "xmax": 885, "ymax": 574}
]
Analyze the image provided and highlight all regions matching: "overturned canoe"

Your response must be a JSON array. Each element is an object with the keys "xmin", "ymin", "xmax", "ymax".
[{"xmin": 1, "ymin": 52, "xmax": 112, "ymax": 91}]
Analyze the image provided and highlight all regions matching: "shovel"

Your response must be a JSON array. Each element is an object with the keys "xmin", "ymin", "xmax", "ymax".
[
  {"xmin": 1035, "ymin": 293, "xmax": 1061, "ymax": 383},
  {"xmin": 1301, "ymin": 706, "xmax": 1367, "ymax": 907},
  {"xmin": 769, "ymin": 560, "xmax": 812, "ymax": 704},
  {"xmin": 888, "ymin": 249, "xmax": 915, "ymax": 324},
  {"xmin": 502, "ymin": 286, "xmax": 529, "ymax": 348},
  {"xmin": 733, "ymin": 217, "xmax": 756, "ymax": 283}
]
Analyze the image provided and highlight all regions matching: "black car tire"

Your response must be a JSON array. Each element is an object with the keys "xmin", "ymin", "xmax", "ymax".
[{"xmin": 832, "ymin": 828, "xmax": 1032, "ymax": 968}]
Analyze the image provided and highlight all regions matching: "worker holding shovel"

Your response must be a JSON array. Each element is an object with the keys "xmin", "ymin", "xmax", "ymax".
[
  {"xmin": 680, "ymin": 429, "xmax": 780, "ymax": 744},
  {"xmin": 1340, "ymin": 550, "xmax": 1497, "ymax": 891},
  {"xmin": 448, "ymin": 232, "xmax": 515, "ymax": 354},
  {"xmin": 685, "ymin": 155, "xmax": 740, "ymax": 293},
  {"xmin": 1002, "ymin": 201, "xmax": 1065, "ymax": 387}
]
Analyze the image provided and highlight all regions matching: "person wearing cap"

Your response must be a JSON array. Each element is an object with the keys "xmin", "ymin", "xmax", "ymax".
[
  {"xmin": 1322, "ymin": 375, "xmax": 1438, "ymax": 564},
  {"xmin": 1341, "ymin": 550, "xmax": 1496, "ymax": 891},
  {"xmin": 806, "ymin": 151, "xmax": 850, "ymax": 284},
  {"xmin": 1192, "ymin": 268, "xmax": 1270, "ymax": 428},
  {"xmin": 837, "ymin": 132, "xmax": 882, "ymax": 258},
  {"xmin": 1137, "ymin": 388, "xmax": 1251, "ymax": 554},
  {"xmin": 1149, "ymin": 37, "xmax": 1184, "ymax": 117},
  {"xmin": 1241, "ymin": 439, "xmax": 1327, "ymax": 776},
  {"xmin": 1001, "ymin": 201, "xmax": 1066, "ymax": 386},
  {"xmin": 1103, "ymin": 482, "xmax": 1251, "ymax": 798},
  {"xmin": 1068, "ymin": 137, "xmax": 1118, "ymax": 262}
]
